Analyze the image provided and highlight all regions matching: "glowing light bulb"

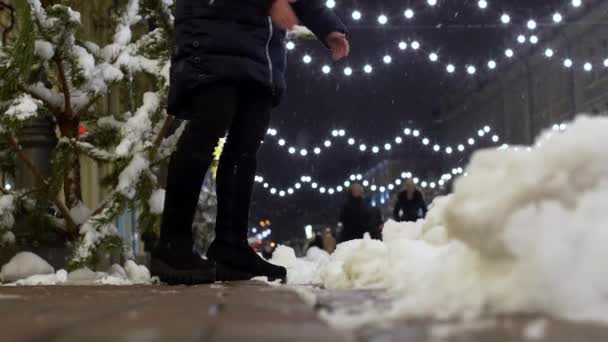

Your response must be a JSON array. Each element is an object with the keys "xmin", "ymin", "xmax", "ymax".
[{"xmin": 553, "ymin": 12, "xmax": 563, "ymax": 23}]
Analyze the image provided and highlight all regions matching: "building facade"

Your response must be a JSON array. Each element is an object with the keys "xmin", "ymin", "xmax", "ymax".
[{"xmin": 436, "ymin": 0, "xmax": 608, "ymax": 146}]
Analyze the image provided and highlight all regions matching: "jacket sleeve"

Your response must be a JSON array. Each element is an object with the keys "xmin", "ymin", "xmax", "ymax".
[{"xmin": 291, "ymin": 0, "xmax": 347, "ymax": 47}]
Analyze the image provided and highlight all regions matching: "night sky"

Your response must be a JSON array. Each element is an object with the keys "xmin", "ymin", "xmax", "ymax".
[{"xmin": 252, "ymin": 0, "xmax": 572, "ymax": 239}]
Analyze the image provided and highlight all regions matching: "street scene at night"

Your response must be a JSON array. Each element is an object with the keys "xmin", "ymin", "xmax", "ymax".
[{"xmin": 2, "ymin": 0, "xmax": 608, "ymax": 341}]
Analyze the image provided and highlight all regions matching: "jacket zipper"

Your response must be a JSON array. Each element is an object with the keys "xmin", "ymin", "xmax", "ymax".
[{"xmin": 265, "ymin": 16, "xmax": 274, "ymax": 89}]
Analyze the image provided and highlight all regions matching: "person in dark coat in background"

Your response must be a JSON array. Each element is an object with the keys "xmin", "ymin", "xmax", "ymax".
[
  {"xmin": 339, "ymin": 184, "xmax": 381, "ymax": 242},
  {"xmin": 152, "ymin": 0, "xmax": 350, "ymax": 285},
  {"xmin": 307, "ymin": 232, "xmax": 324, "ymax": 251},
  {"xmin": 393, "ymin": 179, "xmax": 428, "ymax": 222}
]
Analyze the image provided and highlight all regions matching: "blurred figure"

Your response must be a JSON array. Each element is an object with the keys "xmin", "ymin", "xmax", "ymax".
[
  {"xmin": 393, "ymin": 179, "xmax": 428, "ymax": 222},
  {"xmin": 307, "ymin": 232, "xmax": 324, "ymax": 251},
  {"xmin": 322, "ymin": 228, "xmax": 337, "ymax": 253},
  {"xmin": 339, "ymin": 184, "xmax": 381, "ymax": 242}
]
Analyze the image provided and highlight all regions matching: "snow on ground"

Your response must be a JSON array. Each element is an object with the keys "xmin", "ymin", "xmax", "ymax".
[
  {"xmin": 280, "ymin": 115, "xmax": 608, "ymax": 329},
  {"xmin": 1, "ymin": 252, "xmax": 54, "ymax": 283},
  {"xmin": 270, "ymin": 246, "xmax": 330, "ymax": 285},
  {"xmin": 1, "ymin": 252, "xmax": 153, "ymax": 286}
]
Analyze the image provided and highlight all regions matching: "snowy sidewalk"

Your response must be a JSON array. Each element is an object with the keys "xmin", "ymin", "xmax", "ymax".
[
  {"xmin": 0, "ymin": 282, "xmax": 348, "ymax": 342},
  {"xmin": 3, "ymin": 282, "xmax": 608, "ymax": 342}
]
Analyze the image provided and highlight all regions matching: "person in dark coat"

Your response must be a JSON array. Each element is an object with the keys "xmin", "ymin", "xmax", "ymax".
[
  {"xmin": 307, "ymin": 232, "xmax": 324, "ymax": 251},
  {"xmin": 152, "ymin": 0, "xmax": 350, "ymax": 285},
  {"xmin": 393, "ymin": 179, "xmax": 428, "ymax": 222},
  {"xmin": 339, "ymin": 184, "xmax": 381, "ymax": 242}
]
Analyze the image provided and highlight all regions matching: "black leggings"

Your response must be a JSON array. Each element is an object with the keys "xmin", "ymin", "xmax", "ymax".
[{"xmin": 160, "ymin": 82, "xmax": 273, "ymax": 245}]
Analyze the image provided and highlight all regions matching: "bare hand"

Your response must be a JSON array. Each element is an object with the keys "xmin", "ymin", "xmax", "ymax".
[
  {"xmin": 326, "ymin": 32, "xmax": 350, "ymax": 61},
  {"xmin": 270, "ymin": 0, "xmax": 298, "ymax": 31}
]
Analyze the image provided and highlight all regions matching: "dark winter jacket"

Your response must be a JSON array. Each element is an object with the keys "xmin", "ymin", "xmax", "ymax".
[
  {"xmin": 339, "ymin": 196, "xmax": 381, "ymax": 242},
  {"xmin": 393, "ymin": 190, "xmax": 428, "ymax": 222},
  {"xmin": 168, "ymin": 0, "xmax": 347, "ymax": 118}
]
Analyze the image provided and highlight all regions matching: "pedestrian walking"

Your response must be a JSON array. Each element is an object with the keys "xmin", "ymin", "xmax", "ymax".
[
  {"xmin": 339, "ymin": 184, "xmax": 381, "ymax": 242},
  {"xmin": 393, "ymin": 179, "xmax": 428, "ymax": 222}
]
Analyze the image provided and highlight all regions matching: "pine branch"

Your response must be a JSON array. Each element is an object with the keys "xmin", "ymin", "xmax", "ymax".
[
  {"xmin": 148, "ymin": 115, "xmax": 174, "ymax": 158},
  {"xmin": 18, "ymin": 83, "xmax": 62, "ymax": 116},
  {"xmin": 89, "ymin": 115, "xmax": 175, "ymax": 220},
  {"xmin": 6, "ymin": 134, "xmax": 78, "ymax": 238},
  {"xmin": 76, "ymin": 93, "xmax": 102, "ymax": 118},
  {"xmin": 53, "ymin": 56, "xmax": 73, "ymax": 118}
]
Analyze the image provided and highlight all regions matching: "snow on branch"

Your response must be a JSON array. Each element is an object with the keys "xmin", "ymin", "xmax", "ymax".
[
  {"xmin": 115, "ymin": 92, "xmax": 160, "ymax": 157},
  {"xmin": 2, "ymin": 94, "xmax": 41, "ymax": 125}
]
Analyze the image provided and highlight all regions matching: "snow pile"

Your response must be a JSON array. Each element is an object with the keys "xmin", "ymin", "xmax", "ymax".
[
  {"xmin": 1, "ymin": 252, "xmax": 54, "ymax": 283},
  {"xmin": 315, "ymin": 115, "xmax": 608, "ymax": 326},
  {"xmin": 270, "ymin": 246, "xmax": 330, "ymax": 285},
  {"xmin": 1, "ymin": 252, "xmax": 153, "ymax": 285}
]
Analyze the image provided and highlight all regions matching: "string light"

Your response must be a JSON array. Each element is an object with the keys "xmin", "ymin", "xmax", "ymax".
[
  {"xmin": 256, "ymin": 167, "xmax": 464, "ymax": 198},
  {"xmin": 553, "ymin": 12, "xmax": 563, "ymax": 23},
  {"xmin": 529, "ymin": 35, "xmax": 539, "ymax": 44},
  {"xmin": 404, "ymin": 9, "xmax": 414, "ymax": 19},
  {"xmin": 289, "ymin": 1, "xmax": 596, "ymax": 79}
]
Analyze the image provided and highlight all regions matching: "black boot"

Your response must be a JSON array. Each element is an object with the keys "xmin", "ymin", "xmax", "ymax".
[
  {"xmin": 207, "ymin": 239, "xmax": 286, "ymax": 283},
  {"xmin": 150, "ymin": 236, "xmax": 216, "ymax": 285},
  {"xmin": 210, "ymin": 151, "xmax": 286, "ymax": 283}
]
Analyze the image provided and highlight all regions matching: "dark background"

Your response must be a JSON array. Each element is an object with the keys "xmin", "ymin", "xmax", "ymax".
[{"xmin": 252, "ymin": 0, "xmax": 569, "ymax": 240}]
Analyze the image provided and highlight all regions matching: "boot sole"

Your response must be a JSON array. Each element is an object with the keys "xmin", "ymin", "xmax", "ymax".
[
  {"xmin": 150, "ymin": 258, "xmax": 216, "ymax": 285},
  {"xmin": 215, "ymin": 262, "xmax": 287, "ymax": 284}
]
